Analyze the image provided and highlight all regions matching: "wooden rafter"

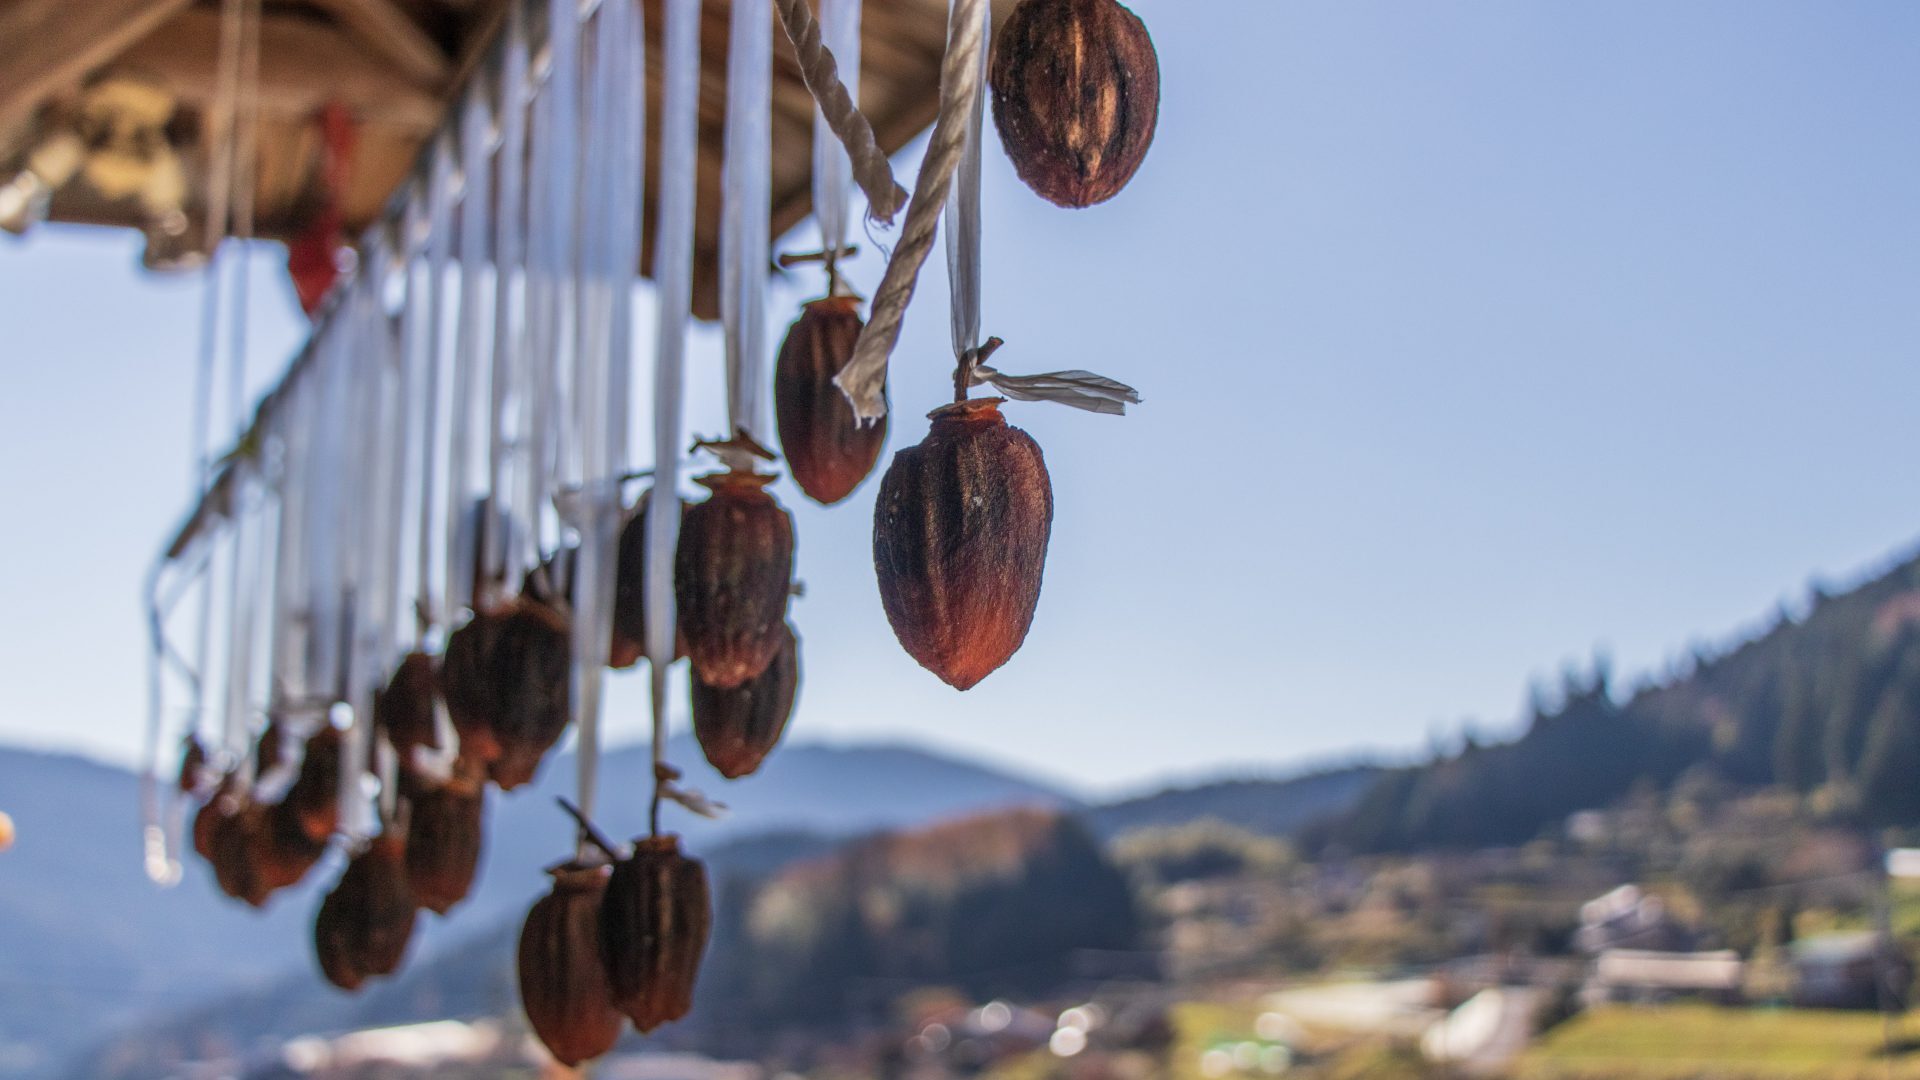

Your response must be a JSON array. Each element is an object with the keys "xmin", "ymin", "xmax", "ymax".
[
  {"xmin": 302, "ymin": 0, "xmax": 452, "ymax": 86},
  {"xmin": 116, "ymin": 8, "xmax": 446, "ymax": 131},
  {"xmin": 0, "ymin": 0, "xmax": 197, "ymax": 137}
]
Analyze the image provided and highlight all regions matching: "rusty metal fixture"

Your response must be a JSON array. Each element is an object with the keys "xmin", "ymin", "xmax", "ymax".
[
  {"xmin": 599, "ymin": 834, "xmax": 712, "ymax": 1032},
  {"xmin": 437, "ymin": 597, "xmax": 573, "ymax": 790},
  {"xmin": 612, "ymin": 493, "xmax": 688, "ymax": 663},
  {"xmin": 518, "ymin": 859, "xmax": 624, "ymax": 1066},
  {"xmin": 873, "ymin": 398, "xmax": 1054, "ymax": 690},
  {"xmin": 692, "ymin": 622, "xmax": 800, "ymax": 780},
  {"xmin": 374, "ymin": 651, "xmax": 440, "ymax": 765},
  {"xmin": 675, "ymin": 470, "xmax": 796, "ymax": 689},
  {"xmin": 404, "ymin": 785, "xmax": 484, "ymax": 916},
  {"xmin": 313, "ymin": 836, "xmax": 417, "ymax": 992},
  {"xmin": 990, "ymin": 0, "xmax": 1160, "ymax": 208},
  {"xmin": 775, "ymin": 296, "xmax": 887, "ymax": 505},
  {"xmin": 282, "ymin": 726, "xmax": 342, "ymax": 844}
]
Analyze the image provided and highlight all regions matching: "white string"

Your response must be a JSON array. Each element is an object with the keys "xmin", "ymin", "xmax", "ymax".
[
  {"xmin": 944, "ymin": 0, "xmax": 987, "ymax": 363},
  {"xmin": 452, "ymin": 80, "xmax": 496, "ymax": 611},
  {"xmin": 529, "ymin": 0, "xmax": 580, "ymax": 584},
  {"xmin": 721, "ymin": 0, "xmax": 774, "ymax": 446},
  {"xmin": 569, "ymin": 0, "xmax": 643, "ymax": 834},
  {"xmin": 647, "ymin": 0, "xmax": 701, "ymax": 836},
  {"xmin": 145, "ymin": 0, "xmax": 248, "ymax": 884},
  {"xmin": 416, "ymin": 141, "xmax": 456, "ymax": 640},
  {"xmin": 812, "ymin": 0, "xmax": 865, "ymax": 255},
  {"xmin": 937, "ymin": 0, "xmax": 1141, "ymax": 420},
  {"xmin": 491, "ymin": 18, "xmax": 528, "ymax": 600}
]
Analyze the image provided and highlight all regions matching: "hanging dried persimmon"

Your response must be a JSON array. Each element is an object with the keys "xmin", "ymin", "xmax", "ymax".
[
  {"xmin": 599, "ymin": 834, "xmax": 712, "ymax": 1032},
  {"xmin": 374, "ymin": 652, "xmax": 440, "ymax": 764},
  {"xmin": 990, "ymin": 0, "xmax": 1160, "ymax": 208},
  {"xmin": 776, "ymin": 296, "xmax": 887, "ymax": 505},
  {"xmin": 612, "ymin": 492, "xmax": 686, "ymax": 662},
  {"xmin": 873, "ymin": 399, "xmax": 1054, "ymax": 690},
  {"xmin": 282, "ymin": 725, "xmax": 342, "ymax": 844},
  {"xmin": 692, "ymin": 622, "xmax": 799, "ymax": 779},
  {"xmin": 438, "ymin": 597, "xmax": 572, "ymax": 790},
  {"xmin": 519, "ymin": 859, "xmax": 624, "ymax": 1066},
  {"xmin": 523, "ymin": 546, "xmax": 649, "ymax": 669},
  {"xmin": 675, "ymin": 469, "xmax": 795, "ymax": 689},
  {"xmin": 404, "ymin": 784, "xmax": 484, "ymax": 916},
  {"xmin": 176, "ymin": 734, "xmax": 209, "ymax": 796},
  {"xmin": 313, "ymin": 836, "xmax": 417, "ymax": 992}
]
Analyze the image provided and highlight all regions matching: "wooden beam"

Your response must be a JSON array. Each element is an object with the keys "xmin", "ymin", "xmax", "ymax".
[
  {"xmin": 302, "ymin": 0, "xmax": 451, "ymax": 86},
  {"xmin": 0, "ymin": 0, "xmax": 196, "ymax": 133},
  {"xmin": 116, "ymin": 8, "xmax": 445, "ymax": 132}
]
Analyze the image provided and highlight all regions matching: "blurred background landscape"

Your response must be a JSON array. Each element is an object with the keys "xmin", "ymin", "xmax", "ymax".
[
  {"xmin": 5, "ymin": 1, "xmax": 1920, "ymax": 1078},
  {"xmin": 22, "ymin": 545, "xmax": 1920, "ymax": 1079}
]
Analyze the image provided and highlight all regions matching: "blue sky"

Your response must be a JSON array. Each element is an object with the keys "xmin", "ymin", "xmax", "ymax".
[{"xmin": 2, "ymin": 1, "xmax": 1917, "ymax": 796}]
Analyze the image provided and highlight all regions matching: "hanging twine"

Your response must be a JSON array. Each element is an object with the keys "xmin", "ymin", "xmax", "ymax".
[
  {"xmin": 647, "ymin": 0, "xmax": 702, "ymax": 838},
  {"xmin": 833, "ymin": 0, "xmax": 991, "ymax": 422},
  {"xmin": 773, "ymin": 0, "xmax": 905, "ymax": 224}
]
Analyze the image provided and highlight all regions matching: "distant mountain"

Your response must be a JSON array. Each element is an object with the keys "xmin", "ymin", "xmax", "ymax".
[
  {"xmin": 1085, "ymin": 765, "xmax": 1384, "ymax": 841},
  {"xmin": 78, "ymin": 808, "xmax": 1144, "ymax": 1078},
  {"xmin": 68, "ymin": 828, "xmax": 842, "ymax": 1080},
  {"xmin": 1314, "ymin": 545, "xmax": 1920, "ymax": 854},
  {"xmin": 0, "ymin": 736, "xmax": 1072, "ymax": 1080}
]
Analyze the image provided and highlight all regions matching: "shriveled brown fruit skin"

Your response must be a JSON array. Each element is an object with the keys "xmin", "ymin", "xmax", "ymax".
[
  {"xmin": 251, "ymin": 802, "xmax": 327, "ymax": 899},
  {"xmin": 374, "ymin": 652, "xmax": 440, "ymax": 764},
  {"xmin": 283, "ymin": 726, "xmax": 342, "ymax": 844},
  {"xmin": 404, "ymin": 785, "xmax": 484, "ymax": 915},
  {"xmin": 873, "ymin": 399, "xmax": 1054, "ymax": 690},
  {"xmin": 207, "ymin": 802, "xmax": 272, "ymax": 906},
  {"xmin": 254, "ymin": 723, "xmax": 289, "ymax": 779},
  {"xmin": 525, "ymin": 547, "xmax": 647, "ymax": 669},
  {"xmin": 177, "ymin": 735, "xmax": 208, "ymax": 795},
  {"xmin": 599, "ymin": 835, "xmax": 712, "ymax": 1032},
  {"xmin": 519, "ymin": 861, "xmax": 624, "ymax": 1066},
  {"xmin": 990, "ymin": 0, "xmax": 1160, "ymax": 208},
  {"xmin": 192, "ymin": 775, "xmax": 241, "ymax": 861},
  {"xmin": 313, "ymin": 836, "xmax": 417, "ymax": 991},
  {"xmin": 612, "ymin": 494, "xmax": 688, "ymax": 663},
  {"xmin": 438, "ymin": 598, "xmax": 572, "ymax": 790},
  {"xmin": 775, "ymin": 297, "xmax": 888, "ymax": 505},
  {"xmin": 675, "ymin": 471, "xmax": 796, "ymax": 689},
  {"xmin": 692, "ymin": 623, "xmax": 800, "ymax": 779}
]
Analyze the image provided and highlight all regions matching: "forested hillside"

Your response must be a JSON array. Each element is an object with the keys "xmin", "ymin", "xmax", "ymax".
[{"xmin": 1316, "ymin": 547, "xmax": 1920, "ymax": 852}]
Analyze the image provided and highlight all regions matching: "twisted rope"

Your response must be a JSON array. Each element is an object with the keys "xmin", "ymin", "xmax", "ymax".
[
  {"xmin": 773, "ymin": 0, "xmax": 906, "ymax": 223},
  {"xmin": 833, "ymin": 0, "xmax": 990, "ymax": 422}
]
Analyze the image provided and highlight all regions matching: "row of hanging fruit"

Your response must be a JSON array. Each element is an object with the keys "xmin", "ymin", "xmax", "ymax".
[{"xmin": 159, "ymin": 0, "xmax": 1157, "ymax": 1068}]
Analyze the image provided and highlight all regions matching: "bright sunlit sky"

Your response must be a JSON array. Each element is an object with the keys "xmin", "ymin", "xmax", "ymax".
[{"xmin": 3, "ymin": 2, "xmax": 1918, "ymax": 797}]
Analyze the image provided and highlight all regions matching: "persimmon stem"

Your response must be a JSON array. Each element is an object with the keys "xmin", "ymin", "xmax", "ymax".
[
  {"xmin": 555, "ymin": 797, "xmax": 621, "ymax": 862},
  {"xmin": 953, "ymin": 336, "xmax": 1005, "ymax": 402}
]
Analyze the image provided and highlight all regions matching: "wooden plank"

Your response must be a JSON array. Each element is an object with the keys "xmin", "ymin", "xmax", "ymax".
[
  {"xmin": 303, "ymin": 0, "xmax": 451, "ymax": 86},
  {"xmin": 0, "ymin": 0, "xmax": 197, "ymax": 134},
  {"xmin": 118, "ymin": 8, "xmax": 445, "ymax": 131}
]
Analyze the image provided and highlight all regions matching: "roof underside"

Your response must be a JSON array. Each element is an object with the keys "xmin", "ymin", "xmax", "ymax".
[{"xmin": 0, "ymin": 0, "xmax": 1016, "ymax": 318}]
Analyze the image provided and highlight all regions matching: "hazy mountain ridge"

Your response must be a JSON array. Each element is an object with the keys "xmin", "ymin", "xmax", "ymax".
[
  {"xmin": 0, "ymin": 736, "xmax": 1073, "ymax": 1079},
  {"xmin": 1085, "ymin": 765, "xmax": 1384, "ymax": 841}
]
